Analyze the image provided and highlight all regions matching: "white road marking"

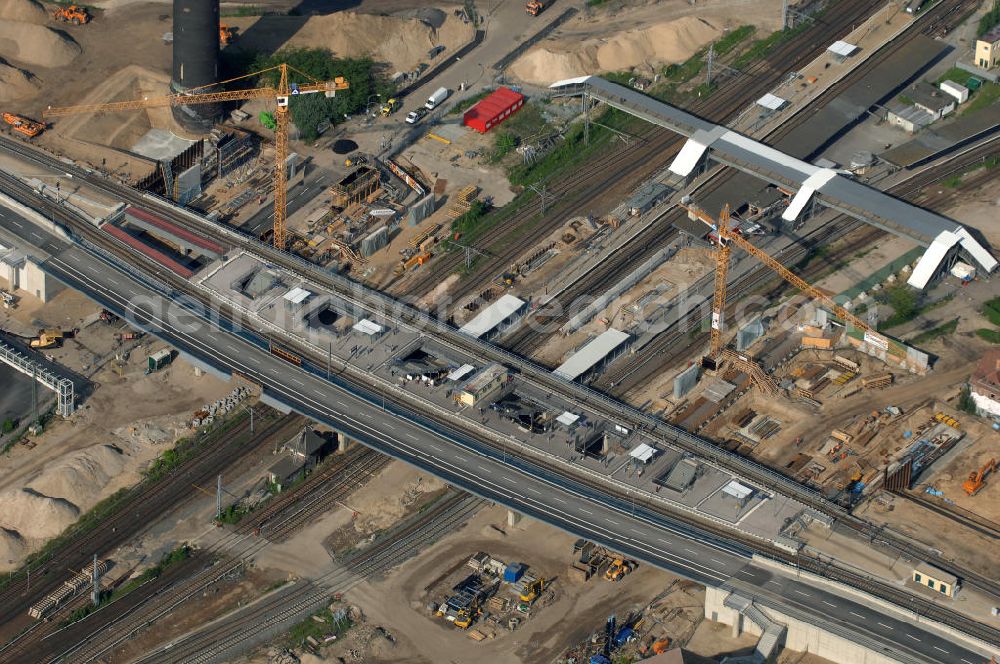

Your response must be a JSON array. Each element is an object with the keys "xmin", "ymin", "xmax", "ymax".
[
  {"xmin": 684, "ymin": 548, "xmax": 697, "ymax": 554},
  {"xmin": 606, "ymin": 518, "xmax": 620, "ymax": 526},
  {"xmin": 849, "ymin": 611, "xmax": 865, "ymax": 619},
  {"xmin": 877, "ymin": 622, "xmax": 893, "ymax": 629},
  {"xmin": 631, "ymin": 528, "xmax": 645, "ymax": 535},
  {"xmin": 793, "ymin": 590, "xmax": 810, "ymax": 597},
  {"xmin": 429, "ymin": 444, "xmax": 443, "ymax": 452},
  {"xmin": 475, "ymin": 465, "xmax": 490, "ymax": 473},
  {"xmin": 10, "ymin": 220, "xmax": 22, "ymax": 228},
  {"xmin": 822, "ymin": 600, "xmax": 837, "ymax": 608},
  {"xmin": 933, "ymin": 646, "xmax": 949, "ymax": 654},
  {"xmin": 580, "ymin": 509, "xmax": 594, "ymax": 516},
  {"xmin": 525, "ymin": 486, "xmax": 541, "ymax": 495},
  {"xmin": 384, "ymin": 423, "xmax": 394, "ymax": 431},
  {"xmin": 905, "ymin": 634, "xmax": 920, "ymax": 642},
  {"xmin": 313, "ymin": 389, "xmax": 324, "ymax": 397},
  {"xmin": 711, "ymin": 559, "xmax": 725, "ymax": 565},
  {"xmin": 766, "ymin": 580, "xmax": 782, "ymax": 587},
  {"xmin": 738, "ymin": 570, "xmax": 756, "ymax": 577},
  {"xmin": 962, "ymin": 659, "xmax": 976, "ymax": 664},
  {"xmin": 69, "ymin": 254, "xmax": 81, "ymax": 263},
  {"xmin": 337, "ymin": 400, "xmax": 348, "ymax": 408},
  {"xmin": 552, "ymin": 497, "xmax": 566, "ymax": 504},
  {"xmin": 291, "ymin": 378, "xmax": 304, "ymax": 386},
  {"xmin": 406, "ymin": 433, "xmax": 418, "ymax": 441}
]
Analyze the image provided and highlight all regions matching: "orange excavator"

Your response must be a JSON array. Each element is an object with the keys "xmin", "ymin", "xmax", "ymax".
[
  {"xmin": 52, "ymin": 4, "xmax": 90, "ymax": 24},
  {"xmin": 219, "ymin": 23, "xmax": 235, "ymax": 46},
  {"xmin": 3, "ymin": 113, "xmax": 45, "ymax": 138},
  {"xmin": 963, "ymin": 458, "xmax": 996, "ymax": 496}
]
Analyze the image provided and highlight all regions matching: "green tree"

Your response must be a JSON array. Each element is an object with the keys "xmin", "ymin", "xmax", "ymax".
[
  {"xmin": 957, "ymin": 385, "xmax": 978, "ymax": 415},
  {"xmin": 252, "ymin": 48, "xmax": 392, "ymax": 141},
  {"xmin": 1, "ymin": 418, "xmax": 14, "ymax": 434}
]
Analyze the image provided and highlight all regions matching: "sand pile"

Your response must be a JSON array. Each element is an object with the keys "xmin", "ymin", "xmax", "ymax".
[
  {"xmin": 0, "ymin": 62, "xmax": 37, "ymax": 101},
  {"xmin": 0, "ymin": 0, "xmax": 47, "ymax": 24},
  {"xmin": 28, "ymin": 444, "xmax": 127, "ymax": 507},
  {"xmin": 509, "ymin": 15, "xmax": 723, "ymax": 85},
  {"xmin": 285, "ymin": 11, "xmax": 474, "ymax": 73},
  {"xmin": 0, "ymin": 488, "xmax": 80, "ymax": 540},
  {"xmin": 0, "ymin": 528, "xmax": 26, "ymax": 565},
  {"xmin": 0, "ymin": 21, "xmax": 81, "ymax": 68}
]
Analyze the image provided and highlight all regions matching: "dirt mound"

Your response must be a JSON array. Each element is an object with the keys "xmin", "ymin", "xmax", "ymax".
[
  {"xmin": 0, "ymin": 61, "xmax": 37, "ymax": 101},
  {"xmin": 509, "ymin": 15, "xmax": 723, "ymax": 85},
  {"xmin": 0, "ymin": 488, "xmax": 80, "ymax": 540},
  {"xmin": 0, "ymin": 0, "xmax": 46, "ymax": 24},
  {"xmin": 282, "ymin": 11, "xmax": 473, "ymax": 73},
  {"xmin": 0, "ymin": 21, "xmax": 81, "ymax": 68},
  {"xmin": 0, "ymin": 528, "xmax": 26, "ymax": 569},
  {"xmin": 28, "ymin": 444, "xmax": 127, "ymax": 507}
]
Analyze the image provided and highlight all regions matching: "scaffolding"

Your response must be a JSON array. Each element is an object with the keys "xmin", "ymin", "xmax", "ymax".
[
  {"xmin": 0, "ymin": 341, "xmax": 74, "ymax": 417},
  {"xmin": 331, "ymin": 166, "xmax": 380, "ymax": 208}
]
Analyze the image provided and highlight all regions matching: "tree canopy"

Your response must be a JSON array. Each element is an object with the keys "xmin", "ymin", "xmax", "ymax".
[{"xmin": 251, "ymin": 48, "xmax": 392, "ymax": 141}]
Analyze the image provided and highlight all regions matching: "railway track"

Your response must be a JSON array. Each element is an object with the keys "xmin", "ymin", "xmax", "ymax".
[
  {"xmin": 115, "ymin": 493, "xmax": 483, "ymax": 664},
  {"xmin": 2, "ymin": 173, "xmax": 999, "ymax": 650},
  {"xmin": 0, "ymin": 411, "xmax": 301, "ymax": 646},
  {"xmin": 35, "ymin": 447, "xmax": 394, "ymax": 664},
  {"xmin": 599, "ymin": 135, "xmax": 1000, "ymax": 396},
  {"xmin": 503, "ymin": 0, "xmax": 983, "ymax": 358},
  {"xmin": 399, "ymin": 0, "xmax": 886, "ymax": 301}
]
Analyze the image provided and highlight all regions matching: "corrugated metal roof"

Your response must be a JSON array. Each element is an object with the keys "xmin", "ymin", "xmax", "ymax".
[
  {"xmin": 459, "ymin": 293, "xmax": 526, "ymax": 338},
  {"xmin": 553, "ymin": 328, "xmax": 630, "ymax": 380},
  {"xmin": 827, "ymin": 40, "xmax": 857, "ymax": 57}
]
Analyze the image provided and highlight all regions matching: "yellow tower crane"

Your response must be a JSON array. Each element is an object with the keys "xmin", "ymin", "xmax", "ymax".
[
  {"xmin": 43, "ymin": 64, "xmax": 349, "ymax": 250},
  {"xmin": 680, "ymin": 201, "xmax": 888, "ymax": 363}
]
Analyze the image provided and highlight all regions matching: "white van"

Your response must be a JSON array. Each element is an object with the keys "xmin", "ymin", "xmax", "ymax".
[{"xmin": 425, "ymin": 87, "xmax": 450, "ymax": 111}]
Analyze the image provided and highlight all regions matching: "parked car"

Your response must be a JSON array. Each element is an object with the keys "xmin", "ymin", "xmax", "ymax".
[{"xmin": 405, "ymin": 108, "xmax": 427, "ymax": 124}]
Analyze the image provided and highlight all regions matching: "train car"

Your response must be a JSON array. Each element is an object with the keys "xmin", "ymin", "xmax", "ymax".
[
  {"xmin": 905, "ymin": 0, "xmax": 927, "ymax": 14},
  {"xmin": 270, "ymin": 343, "xmax": 302, "ymax": 366}
]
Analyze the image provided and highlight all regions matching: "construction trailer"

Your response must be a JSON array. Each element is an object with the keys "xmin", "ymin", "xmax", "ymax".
[
  {"xmin": 147, "ymin": 348, "xmax": 173, "ymax": 373},
  {"xmin": 463, "ymin": 87, "xmax": 525, "ymax": 133}
]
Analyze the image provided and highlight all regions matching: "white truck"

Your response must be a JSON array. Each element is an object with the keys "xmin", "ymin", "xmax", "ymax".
[{"xmin": 425, "ymin": 87, "xmax": 451, "ymax": 111}]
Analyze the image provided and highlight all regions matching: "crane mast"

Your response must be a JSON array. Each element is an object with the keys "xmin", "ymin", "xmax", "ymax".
[{"xmin": 44, "ymin": 64, "xmax": 349, "ymax": 250}]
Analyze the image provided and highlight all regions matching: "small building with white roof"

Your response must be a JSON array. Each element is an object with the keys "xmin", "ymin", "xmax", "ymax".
[{"xmin": 458, "ymin": 294, "xmax": 527, "ymax": 340}]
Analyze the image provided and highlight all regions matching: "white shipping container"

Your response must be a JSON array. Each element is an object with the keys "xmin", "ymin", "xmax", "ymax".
[{"xmin": 939, "ymin": 80, "xmax": 969, "ymax": 104}]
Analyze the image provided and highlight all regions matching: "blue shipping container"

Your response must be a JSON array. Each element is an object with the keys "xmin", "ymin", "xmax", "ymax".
[{"xmin": 503, "ymin": 563, "xmax": 526, "ymax": 583}]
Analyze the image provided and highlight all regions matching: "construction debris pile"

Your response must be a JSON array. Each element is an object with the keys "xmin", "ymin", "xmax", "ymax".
[{"xmin": 192, "ymin": 385, "xmax": 252, "ymax": 428}]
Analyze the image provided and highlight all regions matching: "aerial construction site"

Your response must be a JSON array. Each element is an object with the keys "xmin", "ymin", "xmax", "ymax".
[{"xmin": 0, "ymin": 0, "xmax": 998, "ymax": 663}]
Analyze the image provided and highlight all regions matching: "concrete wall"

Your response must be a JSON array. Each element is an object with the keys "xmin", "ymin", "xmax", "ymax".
[
  {"xmin": 21, "ymin": 259, "xmax": 53, "ymax": 302},
  {"xmin": 705, "ymin": 586, "xmax": 900, "ymax": 664}
]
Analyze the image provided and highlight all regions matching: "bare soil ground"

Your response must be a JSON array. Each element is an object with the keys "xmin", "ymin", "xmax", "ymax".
[
  {"xmin": 509, "ymin": 0, "xmax": 784, "ymax": 85},
  {"xmin": 0, "ymin": 288, "xmax": 231, "ymax": 570}
]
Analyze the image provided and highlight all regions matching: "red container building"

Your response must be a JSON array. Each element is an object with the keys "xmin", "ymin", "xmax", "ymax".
[{"xmin": 463, "ymin": 87, "xmax": 525, "ymax": 133}]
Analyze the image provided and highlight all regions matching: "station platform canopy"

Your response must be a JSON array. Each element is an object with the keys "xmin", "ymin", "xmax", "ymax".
[
  {"xmin": 827, "ymin": 40, "xmax": 858, "ymax": 59},
  {"xmin": 629, "ymin": 442, "xmax": 657, "ymax": 463},
  {"xmin": 459, "ymin": 293, "xmax": 527, "ymax": 339},
  {"xmin": 554, "ymin": 328, "xmax": 630, "ymax": 381},
  {"xmin": 352, "ymin": 319, "xmax": 384, "ymax": 336},
  {"xmin": 548, "ymin": 75, "xmax": 997, "ymax": 283}
]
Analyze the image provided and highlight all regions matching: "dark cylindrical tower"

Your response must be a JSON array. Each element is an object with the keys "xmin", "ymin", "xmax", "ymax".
[{"xmin": 171, "ymin": 0, "xmax": 221, "ymax": 132}]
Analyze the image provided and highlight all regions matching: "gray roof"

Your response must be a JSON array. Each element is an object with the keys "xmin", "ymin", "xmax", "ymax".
[
  {"xmin": 549, "ymin": 75, "xmax": 996, "ymax": 274},
  {"xmin": 268, "ymin": 455, "xmax": 304, "ymax": 480}
]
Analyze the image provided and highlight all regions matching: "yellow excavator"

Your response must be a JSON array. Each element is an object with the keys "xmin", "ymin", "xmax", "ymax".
[
  {"xmin": 30, "ymin": 328, "xmax": 63, "ymax": 349},
  {"xmin": 519, "ymin": 577, "xmax": 546, "ymax": 604},
  {"xmin": 453, "ymin": 600, "xmax": 481, "ymax": 629}
]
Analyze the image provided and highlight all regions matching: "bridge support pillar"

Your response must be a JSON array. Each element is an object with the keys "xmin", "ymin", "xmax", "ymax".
[
  {"xmin": 507, "ymin": 509, "xmax": 521, "ymax": 527},
  {"xmin": 336, "ymin": 432, "xmax": 354, "ymax": 453}
]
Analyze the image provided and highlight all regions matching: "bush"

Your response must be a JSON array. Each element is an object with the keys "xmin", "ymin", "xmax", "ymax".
[
  {"xmin": 979, "ymin": 0, "xmax": 1000, "ymax": 36},
  {"xmin": 976, "ymin": 328, "xmax": 1000, "ymax": 343},
  {"xmin": 877, "ymin": 286, "xmax": 919, "ymax": 329},
  {"xmin": 1, "ymin": 418, "xmax": 14, "ymax": 433},
  {"xmin": 493, "ymin": 132, "xmax": 519, "ymax": 160}
]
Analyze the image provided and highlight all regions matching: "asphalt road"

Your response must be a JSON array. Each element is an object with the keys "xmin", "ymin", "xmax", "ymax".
[{"xmin": 1, "ymin": 211, "xmax": 984, "ymax": 664}]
